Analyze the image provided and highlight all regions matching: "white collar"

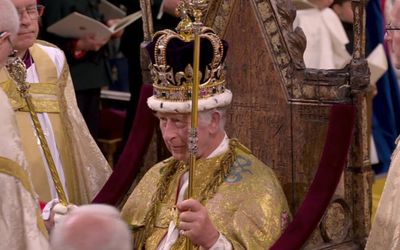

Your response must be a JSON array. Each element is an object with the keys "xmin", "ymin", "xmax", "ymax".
[{"xmin": 206, "ymin": 133, "xmax": 229, "ymax": 159}]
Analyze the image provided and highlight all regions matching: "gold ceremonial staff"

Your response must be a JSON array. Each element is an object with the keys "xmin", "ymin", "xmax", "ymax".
[
  {"xmin": 177, "ymin": 0, "xmax": 209, "ymax": 249},
  {"xmin": 6, "ymin": 52, "xmax": 68, "ymax": 206},
  {"xmin": 139, "ymin": 0, "xmax": 154, "ymax": 42}
]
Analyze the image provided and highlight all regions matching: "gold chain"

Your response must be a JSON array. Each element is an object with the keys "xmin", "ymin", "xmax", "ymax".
[{"xmin": 134, "ymin": 139, "xmax": 237, "ymax": 249}]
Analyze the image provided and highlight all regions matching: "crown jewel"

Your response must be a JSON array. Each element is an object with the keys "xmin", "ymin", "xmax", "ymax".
[{"xmin": 147, "ymin": 0, "xmax": 231, "ymax": 112}]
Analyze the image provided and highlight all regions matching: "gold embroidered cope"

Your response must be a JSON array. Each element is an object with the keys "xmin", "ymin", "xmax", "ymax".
[{"xmin": 122, "ymin": 140, "xmax": 290, "ymax": 249}]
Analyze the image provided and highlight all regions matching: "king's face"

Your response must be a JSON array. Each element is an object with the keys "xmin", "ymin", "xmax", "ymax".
[
  {"xmin": 158, "ymin": 112, "xmax": 191, "ymax": 161},
  {"xmin": 157, "ymin": 112, "xmax": 215, "ymax": 162}
]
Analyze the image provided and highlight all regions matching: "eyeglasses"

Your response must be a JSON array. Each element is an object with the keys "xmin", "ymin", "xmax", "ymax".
[
  {"xmin": 16, "ymin": 4, "xmax": 45, "ymax": 20},
  {"xmin": 0, "ymin": 31, "xmax": 10, "ymax": 40},
  {"xmin": 385, "ymin": 23, "xmax": 400, "ymax": 35}
]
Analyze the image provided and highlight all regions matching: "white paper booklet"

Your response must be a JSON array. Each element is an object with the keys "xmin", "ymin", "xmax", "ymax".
[
  {"xmin": 46, "ymin": 10, "xmax": 141, "ymax": 40},
  {"xmin": 367, "ymin": 43, "xmax": 388, "ymax": 84},
  {"xmin": 99, "ymin": 0, "xmax": 126, "ymax": 19}
]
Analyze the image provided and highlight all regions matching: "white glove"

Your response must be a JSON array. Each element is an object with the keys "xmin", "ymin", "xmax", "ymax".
[
  {"xmin": 53, "ymin": 203, "xmax": 78, "ymax": 225},
  {"xmin": 42, "ymin": 198, "xmax": 60, "ymax": 220}
]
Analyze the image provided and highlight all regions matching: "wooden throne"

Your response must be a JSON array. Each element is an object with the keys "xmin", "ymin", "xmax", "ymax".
[{"xmin": 200, "ymin": 0, "xmax": 372, "ymax": 249}]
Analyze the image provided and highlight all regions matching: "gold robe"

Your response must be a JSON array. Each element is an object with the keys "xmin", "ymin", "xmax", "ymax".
[
  {"xmin": 0, "ymin": 41, "xmax": 111, "ymax": 204},
  {"xmin": 121, "ymin": 139, "xmax": 290, "ymax": 249}
]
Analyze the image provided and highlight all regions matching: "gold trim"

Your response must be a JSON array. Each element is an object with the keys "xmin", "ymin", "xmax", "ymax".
[
  {"xmin": 30, "ymin": 83, "xmax": 58, "ymax": 95},
  {"xmin": 0, "ymin": 157, "xmax": 35, "ymax": 196},
  {"xmin": 152, "ymin": 77, "xmax": 226, "ymax": 101},
  {"xmin": 149, "ymin": 23, "xmax": 226, "ymax": 104},
  {"xmin": 0, "ymin": 80, "xmax": 60, "ymax": 113},
  {"xmin": 18, "ymin": 99, "xmax": 59, "ymax": 113},
  {"xmin": 0, "ymin": 156, "xmax": 48, "ymax": 238}
]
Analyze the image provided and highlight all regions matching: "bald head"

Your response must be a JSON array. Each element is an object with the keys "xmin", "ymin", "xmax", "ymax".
[
  {"xmin": 50, "ymin": 204, "xmax": 132, "ymax": 250},
  {"xmin": 0, "ymin": 0, "xmax": 19, "ymax": 38}
]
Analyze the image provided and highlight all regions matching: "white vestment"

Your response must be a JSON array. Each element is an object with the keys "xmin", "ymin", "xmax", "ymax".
[{"xmin": 294, "ymin": 8, "xmax": 351, "ymax": 69}]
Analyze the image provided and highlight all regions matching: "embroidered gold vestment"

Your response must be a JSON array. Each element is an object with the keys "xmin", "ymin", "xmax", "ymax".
[
  {"xmin": 0, "ymin": 41, "xmax": 111, "ymax": 204},
  {"xmin": 122, "ymin": 140, "xmax": 290, "ymax": 249}
]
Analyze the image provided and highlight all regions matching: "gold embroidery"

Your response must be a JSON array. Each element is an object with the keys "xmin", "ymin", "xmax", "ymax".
[
  {"xmin": 30, "ymin": 82, "xmax": 58, "ymax": 95},
  {"xmin": 123, "ymin": 139, "xmax": 291, "ymax": 249},
  {"xmin": 25, "ymin": 99, "xmax": 59, "ymax": 113},
  {"xmin": 0, "ymin": 80, "xmax": 60, "ymax": 112},
  {"xmin": 136, "ymin": 140, "xmax": 238, "ymax": 249},
  {"xmin": 0, "ymin": 43, "xmax": 60, "ymax": 114}
]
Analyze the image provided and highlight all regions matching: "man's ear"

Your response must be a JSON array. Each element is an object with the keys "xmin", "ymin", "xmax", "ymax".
[
  {"xmin": 332, "ymin": 4, "xmax": 342, "ymax": 17},
  {"xmin": 209, "ymin": 112, "xmax": 221, "ymax": 134}
]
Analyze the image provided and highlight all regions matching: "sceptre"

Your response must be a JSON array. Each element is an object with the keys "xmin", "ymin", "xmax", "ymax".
[
  {"xmin": 139, "ymin": 0, "xmax": 154, "ymax": 42},
  {"xmin": 6, "ymin": 51, "xmax": 68, "ymax": 205},
  {"xmin": 177, "ymin": 1, "xmax": 209, "ymax": 249}
]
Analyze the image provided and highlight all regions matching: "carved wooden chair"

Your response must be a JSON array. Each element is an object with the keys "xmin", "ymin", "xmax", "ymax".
[{"xmin": 204, "ymin": 0, "xmax": 371, "ymax": 248}]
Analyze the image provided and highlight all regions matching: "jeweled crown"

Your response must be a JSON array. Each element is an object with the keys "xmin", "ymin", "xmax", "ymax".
[{"xmin": 146, "ymin": 0, "xmax": 232, "ymax": 113}]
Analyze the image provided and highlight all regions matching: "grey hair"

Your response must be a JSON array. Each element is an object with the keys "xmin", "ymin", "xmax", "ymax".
[
  {"xmin": 198, "ymin": 107, "xmax": 228, "ymax": 130},
  {"xmin": 0, "ymin": 0, "xmax": 19, "ymax": 38},
  {"xmin": 50, "ymin": 204, "xmax": 132, "ymax": 250}
]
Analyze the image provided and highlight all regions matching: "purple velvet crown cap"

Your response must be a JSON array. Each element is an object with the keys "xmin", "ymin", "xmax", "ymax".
[
  {"xmin": 145, "ymin": 29, "xmax": 232, "ymax": 113},
  {"xmin": 146, "ymin": 34, "xmax": 229, "ymax": 83}
]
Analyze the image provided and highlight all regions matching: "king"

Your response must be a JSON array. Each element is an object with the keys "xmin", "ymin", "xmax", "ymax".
[{"xmin": 121, "ymin": 1, "xmax": 290, "ymax": 249}]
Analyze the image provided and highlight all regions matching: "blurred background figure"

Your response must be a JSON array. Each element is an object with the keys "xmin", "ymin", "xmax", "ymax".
[
  {"xmin": 40, "ymin": 0, "xmax": 122, "ymax": 140},
  {"xmin": 330, "ymin": 0, "xmax": 354, "ymax": 54},
  {"xmin": 50, "ymin": 204, "xmax": 132, "ymax": 250},
  {"xmin": 293, "ymin": 0, "xmax": 351, "ymax": 69},
  {"xmin": 366, "ymin": 0, "xmax": 400, "ymax": 175},
  {"xmin": 108, "ymin": 0, "xmax": 179, "ymax": 148}
]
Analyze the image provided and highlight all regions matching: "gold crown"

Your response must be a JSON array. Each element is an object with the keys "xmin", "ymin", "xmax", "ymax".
[{"xmin": 147, "ymin": 0, "xmax": 232, "ymax": 113}]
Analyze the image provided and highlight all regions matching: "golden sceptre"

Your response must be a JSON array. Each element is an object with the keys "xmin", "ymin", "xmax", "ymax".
[
  {"xmin": 6, "ymin": 52, "xmax": 68, "ymax": 205},
  {"xmin": 139, "ymin": 0, "xmax": 154, "ymax": 42},
  {"xmin": 177, "ymin": 0, "xmax": 208, "ymax": 249}
]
